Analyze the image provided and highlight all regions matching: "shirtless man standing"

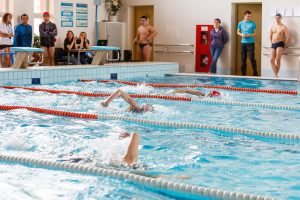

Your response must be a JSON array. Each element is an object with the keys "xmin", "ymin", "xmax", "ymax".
[
  {"xmin": 270, "ymin": 13, "xmax": 290, "ymax": 78},
  {"xmin": 134, "ymin": 16, "xmax": 157, "ymax": 62}
]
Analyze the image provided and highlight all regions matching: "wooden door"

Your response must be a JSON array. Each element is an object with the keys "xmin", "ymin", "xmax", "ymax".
[
  {"xmin": 133, "ymin": 6, "xmax": 154, "ymax": 61},
  {"xmin": 235, "ymin": 4, "xmax": 262, "ymax": 76}
]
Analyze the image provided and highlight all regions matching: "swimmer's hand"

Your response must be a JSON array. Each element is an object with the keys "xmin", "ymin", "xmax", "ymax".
[
  {"xmin": 119, "ymin": 132, "xmax": 131, "ymax": 139},
  {"xmin": 101, "ymin": 102, "xmax": 108, "ymax": 107}
]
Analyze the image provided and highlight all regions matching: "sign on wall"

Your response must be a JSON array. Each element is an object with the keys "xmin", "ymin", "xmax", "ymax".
[
  {"xmin": 61, "ymin": 2, "xmax": 74, "ymax": 27},
  {"xmin": 76, "ymin": 3, "xmax": 88, "ymax": 27}
]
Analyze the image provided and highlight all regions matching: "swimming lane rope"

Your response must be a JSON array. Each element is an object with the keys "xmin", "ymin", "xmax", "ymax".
[
  {"xmin": 0, "ymin": 105, "xmax": 299, "ymax": 140},
  {"xmin": 0, "ymin": 154, "xmax": 276, "ymax": 200},
  {"xmin": 2, "ymin": 86, "xmax": 300, "ymax": 111},
  {"xmin": 80, "ymin": 79, "xmax": 298, "ymax": 95}
]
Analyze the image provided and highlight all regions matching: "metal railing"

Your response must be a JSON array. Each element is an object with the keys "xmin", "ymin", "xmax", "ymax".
[
  {"xmin": 154, "ymin": 50, "xmax": 194, "ymax": 54},
  {"xmin": 263, "ymin": 53, "xmax": 300, "ymax": 86},
  {"xmin": 154, "ymin": 44, "xmax": 194, "ymax": 54},
  {"xmin": 155, "ymin": 44, "xmax": 194, "ymax": 47},
  {"xmin": 263, "ymin": 46, "xmax": 300, "ymax": 49},
  {"xmin": 262, "ymin": 53, "xmax": 300, "ymax": 56}
]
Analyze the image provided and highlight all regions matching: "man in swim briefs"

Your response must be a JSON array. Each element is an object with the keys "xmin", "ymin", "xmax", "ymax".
[
  {"xmin": 270, "ymin": 13, "xmax": 290, "ymax": 78},
  {"xmin": 175, "ymin": 89, "xmax": 221, "ymax": 97},
  {"xmin": 134, "ymin": 16, "xmax": 157, "ymax": 62},
  {"xmin": 101, "ymin": 89, "xmax": 154, "ymax": 113}
]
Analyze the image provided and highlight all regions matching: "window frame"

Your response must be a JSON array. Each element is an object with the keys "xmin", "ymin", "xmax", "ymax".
[
  {"xmin": 33, "ymin": 0, "xmax": 50, "ymax": 36},
  {"xmin": 0, "ymin": 0, "xmax": 9, "ymax": 16}
]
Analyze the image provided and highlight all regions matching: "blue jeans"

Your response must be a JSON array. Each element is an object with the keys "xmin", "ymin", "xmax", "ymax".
[{"xmin": 210, "ymin": 46, "xmax": 223, "ymax": 73}]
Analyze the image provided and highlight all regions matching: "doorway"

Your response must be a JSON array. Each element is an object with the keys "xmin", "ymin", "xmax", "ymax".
[
  {"xmin": 133, "ymin": 6, "xmax": 154, "ymax": 61},
  {"xmin": 234, "ymin": 3, "xmax": 262, "ymax": 76}
]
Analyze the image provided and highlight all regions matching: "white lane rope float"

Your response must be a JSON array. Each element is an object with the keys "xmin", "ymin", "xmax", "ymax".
[
  {"xmin": 0, "ymin": 105, "xmax": 299, "ymax": 141},
  {"xmin": 99, "ymin": 115, "xmax": 300, "ymax": 140},
  {"xmin": 1, "ymin": 86, "xmax": 300, "ymax": 111},
  {"xmin": 0, "ymin": 154, "xmax": 277, "ymax": 200}
]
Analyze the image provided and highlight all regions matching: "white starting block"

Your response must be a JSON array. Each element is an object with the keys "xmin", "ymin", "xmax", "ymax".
[
  {"xmin": 90, "ymin": 46, "xmax": 120, "ymax": 65},
  {"xmin": 10, "ymin": 47, "xmax": 44, "ymax": 69}
]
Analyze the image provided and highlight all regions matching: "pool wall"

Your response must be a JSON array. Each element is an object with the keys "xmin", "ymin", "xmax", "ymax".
[{"xmin": 0, "ymin": 62, "xmax": 179, "ymax": 85}]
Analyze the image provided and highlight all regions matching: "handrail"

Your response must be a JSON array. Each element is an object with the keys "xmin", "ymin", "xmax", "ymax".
[
  {"xmin": 155, "ymin": 44, "xmax": 194, "ymax": 47},
  {"xmin": 263, "ymin": 53, "xmax": 300, "ymax": 56},
  {"xmin": 154, "ymin": 50, "xmax": 194, "ymax": 54},
  {"xmin": 263, "ymin": 46, "xmax": 300, "ymax": 49}
]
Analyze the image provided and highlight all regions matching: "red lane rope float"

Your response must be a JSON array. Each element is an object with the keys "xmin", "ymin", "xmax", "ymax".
[
  {"xmin": 1, "ymin": 86, "xmax": 192, "ymax": 102},
  {"xmin": 80, "ymin": 79, "xmax": 298, "ymax": 95},
  {"xmin": 0, "ymin": 105, "xmax": 98, "ymax": 119}
]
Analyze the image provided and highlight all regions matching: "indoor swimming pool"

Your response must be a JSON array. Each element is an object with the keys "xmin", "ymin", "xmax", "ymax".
[{"xmin": 0, "ymin": 76, "xmax": 299, "ymax": 200}]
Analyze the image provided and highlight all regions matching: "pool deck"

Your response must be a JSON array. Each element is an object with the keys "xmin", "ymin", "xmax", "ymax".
[{"xmin": 166, "ymin": 72, "xmax": 299, "ymax": 82}]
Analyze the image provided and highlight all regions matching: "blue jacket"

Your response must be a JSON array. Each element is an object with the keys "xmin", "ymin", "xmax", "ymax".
[
  {"xmin": 210, "ymin": 27, "xmax": 228, "ymax": 48},
  {"xmin": 13, "ymin": 24, "xmax": 32, "ymax": 47}
]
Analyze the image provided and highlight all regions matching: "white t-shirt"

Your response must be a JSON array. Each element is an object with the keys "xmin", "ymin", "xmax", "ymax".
[{"xmin": 0, "ymin": 22, "xmax": 13, "ymax": 45}]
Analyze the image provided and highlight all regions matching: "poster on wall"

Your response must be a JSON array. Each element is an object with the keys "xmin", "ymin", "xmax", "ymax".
[
  {"xmin": 61, "ymin": 2, "xmax": 73, "ymax": 27},
  {"xmin": 76, "ymin": 3, "xmax": 88, "ymax": 27}
]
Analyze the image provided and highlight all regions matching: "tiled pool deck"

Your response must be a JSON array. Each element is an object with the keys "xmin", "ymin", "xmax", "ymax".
[{"xmin": 0, "ymin": 62, "xmax": 179, "ymax": 85}]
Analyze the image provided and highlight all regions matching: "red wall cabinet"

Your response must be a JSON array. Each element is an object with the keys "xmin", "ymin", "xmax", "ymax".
[{"xmin": 195, "ymin": 25, "xmax": 214, "ymax": 72}]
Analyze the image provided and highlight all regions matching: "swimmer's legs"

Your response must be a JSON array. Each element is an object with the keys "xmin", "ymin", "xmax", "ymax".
[
  {"xmin": 175, "ymin": 89, "xmax": 205, "ymax": 97},
  {"xmin": 122, "ymin": 133, "xmax": 140, "ymax": 165}
]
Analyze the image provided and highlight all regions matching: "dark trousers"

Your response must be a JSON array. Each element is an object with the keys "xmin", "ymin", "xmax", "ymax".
[
  {"xmin": 210, "ymin": 46, "xmax": 223, "ymax": 73},
  {"xmin": 241, "ymin": 43, "xmax": 258, "ymax": 76}
]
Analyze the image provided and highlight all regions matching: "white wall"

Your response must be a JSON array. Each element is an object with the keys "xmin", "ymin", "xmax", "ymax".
[
  {"xmin": 121, "ymin": 0, "xmax": 300, "ymax": 78},
  {"xmin": 10, "ymin": 0, "xmax": 100, "ymax": 48},
  {"xmin": 120, "ymin": 0, "xmax": 234, "ymax": 74},
  {"xmin": 10, "ymin": 0, "xmax": 34, "ymax": 27},
  {"xmin": 51, "ymin": 0, "xmax": 97, "ymax": 47},
  {"xmin": 8, "ymin": 0, "xmax": 300, "ymax": 78},
  {"xmin": 261, "ymin": 0, "xmax": 300, "ymax": 78}
]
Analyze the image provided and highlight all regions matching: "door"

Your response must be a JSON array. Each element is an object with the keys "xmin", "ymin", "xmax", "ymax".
[
  {"xmin": 133, "ymin": 6, "xmax": 154, "ymax": 61},
  {"xmin": 235, "ymin": 4, "xmax": 262, "ymax": 76}
]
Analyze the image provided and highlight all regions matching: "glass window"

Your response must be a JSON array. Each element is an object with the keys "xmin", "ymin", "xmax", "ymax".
[
  {"xmin": 0, "ymin": 0, "xmax": 6, "ymax": 13},
  {"xmin": 34, "ymin": 0, "xmax": 48, "ymax": 14},
  {"xmin": 34, "ymin": 18, "xmax": 42, "ymax": 36}
]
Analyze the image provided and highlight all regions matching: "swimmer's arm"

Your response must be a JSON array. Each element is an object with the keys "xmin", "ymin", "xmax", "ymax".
[
  {"xmin": 122, "ymin": 133, "xmax": 139, "ymax": 165},
  {"xmin": 101, "ymin": 89, "xmax": 140, "ymax": 110},
  {"xmin": 119, "ymin": 90, "xmax": 140, "ymax": 110},
  {"xmin": 146, "ymin": 26, "xmax": 158, "ymax": 41}
]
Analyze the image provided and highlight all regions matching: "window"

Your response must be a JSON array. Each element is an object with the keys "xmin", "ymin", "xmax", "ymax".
[
  {"xmin": 34, "ymin": 18, "xmax": 42, "ymax": 36},
  {"xmin": 0, "ymin": 0, "xmax": 6, "ymax": 13},
  {"xmin": 33, "ymin": 0, "xmax": 49, "ymax": 35},
  {"xmin": 34, "ymin": 0, "xmax": 48, "ymax": 14}
]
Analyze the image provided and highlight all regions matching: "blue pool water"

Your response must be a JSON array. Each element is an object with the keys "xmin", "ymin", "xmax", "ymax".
[{"xmin": 0, "ymin": 76, "xmax": 300, "ymax": 199}]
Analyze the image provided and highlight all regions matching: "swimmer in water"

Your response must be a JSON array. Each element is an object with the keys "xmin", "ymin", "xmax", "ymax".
[
  {"xmin": 60, "ymin": 132, "xmax": 191, "ymax": 179},
  {"xmin": 101, "ymin": 89, "xmax": 154, "ymax": 113},
  {"xmin": 60, "ymin": 132, "xmax": 140, "ymax": 167},
  {"xmin": 174, "ymin": 89, "xmax": 221, "ymax": 97}
]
